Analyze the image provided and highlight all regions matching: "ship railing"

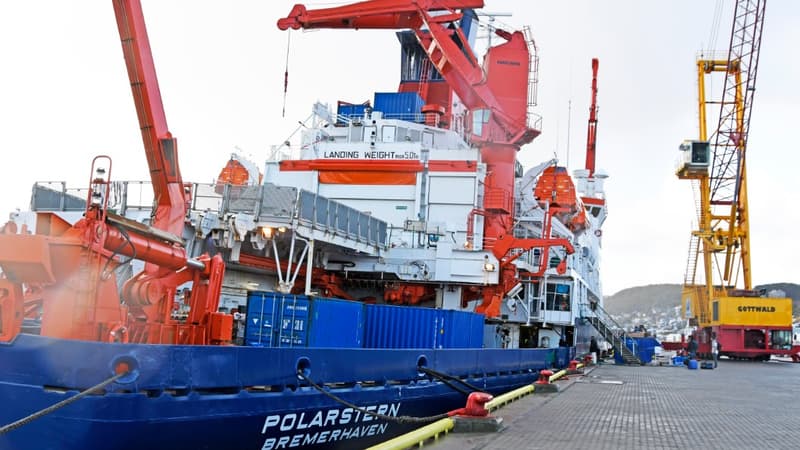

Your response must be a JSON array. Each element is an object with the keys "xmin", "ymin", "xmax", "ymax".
[
  {"xmin": 31, "ymin": 181, "xmax": 265, "ymax": 217},
  {"xmin": 334, "ymin": 113, "xmax": 354, "ymax": 126},
  {"xmin": 584, "ymin": 302, "xmax": 625, "ymax": 335},
  {"xmin": 29, "ymin": 180, "xmax": 390, "ymax": 250},
  {"xmin": 30, "ymin": 181, "xmax": 161, "ymax": 214},
  {"xmin": 523, "ymin": 25, "xmax": 542, "ymax": 134},
  {"xmin": 338, "ymin": 112, "xmax": 442, "ymax": 126},
  {"xmin": 582, "ymin": 302, "xmax": 642, "ymax": 364},
  {"xmin": 193, "ymin": 183, "xmax": 390, "ymax": 249},
  {"xmin": 30, "ymin": 182, "xmax": 89, "ymax": 211},
  {"xmin": 294, "ymin": 189, "xmax": 388, "ymax": 248}
]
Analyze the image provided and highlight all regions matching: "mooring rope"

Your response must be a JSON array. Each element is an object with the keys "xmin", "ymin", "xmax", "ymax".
[
  {"xmin": 417, "ymin": 367, "xmax": 486, "ymax": 395},
  {"xmin": 297, "ymin": 370, "xmax": 451, "ymax": 424},
  {"xmin": 0, "ymin": 372, "xmax": 127, "ymax": 435}
]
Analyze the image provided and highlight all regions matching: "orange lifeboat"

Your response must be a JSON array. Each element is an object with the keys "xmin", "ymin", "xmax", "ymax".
[
  {"xmin": 533, "ymin": 166, "xmax": 587, "ymax": 234},
  {"xmin": 217, "ymin": 153, "xmax": 262, "ymax": 186}
]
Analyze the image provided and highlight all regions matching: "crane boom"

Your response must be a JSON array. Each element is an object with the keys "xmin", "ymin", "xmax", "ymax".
[
  {"xmin": 113, "ymin": 0, "xmax": 186, "ymax": 238},
  {"xmin": 277, "ymin": 0, "xmax": 484, "ymax": 30},
  {"xmin": 584, "ymin": 58, "xmax": 599, "ymax": 177},
  {"xmin": 706, "ymin": 0, "xmax": 766, "ymax": 289},
  {"xmin": 278, "ymin": 0, "xmax": 537, "ymax": 146},
  {"xmin": 709, "ymin": 1, "xmax": 765, "ymax": 209}
]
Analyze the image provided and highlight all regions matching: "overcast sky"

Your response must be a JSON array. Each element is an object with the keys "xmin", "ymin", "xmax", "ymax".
[{"xmin": 0, "ymin": 1, "xmax": 797, "ymax": 296}]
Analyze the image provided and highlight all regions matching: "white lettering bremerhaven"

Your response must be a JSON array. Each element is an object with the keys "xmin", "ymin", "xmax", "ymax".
[{"xmin": 260, "ymin": 403, "xmax": 401, "ymax": 449}]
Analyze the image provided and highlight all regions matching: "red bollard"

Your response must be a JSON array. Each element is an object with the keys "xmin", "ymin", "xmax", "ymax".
[
  {"xmin": 535, "ymin": 369, "xmax": 553, "ymax": 384},
  {"xmin": 448, "ymin": 391, "xmax": 493, "ymax": 417},
  {"xmin": 448, "ymin": 391, "xmax": 504, "ymax": 432},
  {"xmin": 567, "ymin": 359, "xmax": 584, "ymax": 375}
]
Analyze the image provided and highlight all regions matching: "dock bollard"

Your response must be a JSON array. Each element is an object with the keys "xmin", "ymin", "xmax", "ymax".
[
  {"xmin": 533, "ymin": 369, "xmax": 559, "ymax": 393},
  {"xmin": 535, "ymin": 369, "xmax": 553, "ymax": 384},
  {"xmin": 567, "ymin": 359, "xmax": 583, "ymax": 375},
  {"xmin": 448, "ymin": 392, "xmax": 504, "ymax": 432},
  {"xmin": 448, "ymin": 392, "xmax": 492, "ymax": 418}
]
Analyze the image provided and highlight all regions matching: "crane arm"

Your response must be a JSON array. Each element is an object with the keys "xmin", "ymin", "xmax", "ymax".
[
  {"xmin": 584, "ymin": 58, "xmax": 599, "ymax": 177},
  {"xmin": 277, "ymin": 0, "xmax": 538, "ymax": 146},
  {"xmin": 277, "ymin": 0, "xmax": 483, "ymax": 30},
  {"xmin": 113, "ymin": 0, "xmax": 186, "ymax": 237}
]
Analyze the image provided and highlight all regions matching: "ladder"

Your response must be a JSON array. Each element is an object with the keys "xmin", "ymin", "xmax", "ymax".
[{"xmin": 684, "ymin": 233, "xmax": 701, "ymax": 285}]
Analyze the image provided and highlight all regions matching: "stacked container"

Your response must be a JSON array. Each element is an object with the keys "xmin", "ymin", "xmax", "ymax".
[
  {"xmin": 363, "ymin": 304, "xmax": 483, "ymax": 349},
  {"xmin": 245, "ymin": 292, "xmax": 485, "ymax": 349},
  {"xmin": 373, "ymin": 92, "xmax": 425, "ymax": 121},
  {"xmin": 244, "ymin": 293, "xmax": 363, "ymax": 348}
]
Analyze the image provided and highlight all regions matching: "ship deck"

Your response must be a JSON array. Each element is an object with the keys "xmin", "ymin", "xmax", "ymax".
[{"xmin": 427, "ymin": 358, "xmax": 800, "ymax": 450}]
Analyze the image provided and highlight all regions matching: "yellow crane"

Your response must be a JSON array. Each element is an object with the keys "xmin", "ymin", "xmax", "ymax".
[{"xmin": 676, "ymin": 0, "xmax": 798, "ymax": 361}]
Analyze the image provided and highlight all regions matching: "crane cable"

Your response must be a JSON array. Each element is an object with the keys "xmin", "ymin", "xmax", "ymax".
[
  {"xmin": 282, "ymin": 30, "xmax": 291, "ymax": 118},
  {"xmin": 706, "ymin": 0, "xmax": 725, "ymax": 57}
]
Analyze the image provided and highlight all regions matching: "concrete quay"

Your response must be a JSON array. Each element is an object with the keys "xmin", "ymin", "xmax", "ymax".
[{"xmin": 430, "ymin": 359, "xmax": 800, "ymax": 450}]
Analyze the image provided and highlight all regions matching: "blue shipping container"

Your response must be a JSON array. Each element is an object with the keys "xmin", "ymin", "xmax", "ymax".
[
  {"xmin": 307, "ymin": 297, "xmax": 364, "ymax": 348},
  {"xmin": 364, "ymin": 304, "xmax": 437, "ymax": 348},
  {"xmin": 363, "ymin": 304, "xmax": 484, "ymax": 349},
  {"xmin": 634, "ymin": 337, "xmax": 660, "ymax": 364},
  {"xmin": 245, "ymin": 292, "xmax": 310, "ymax": 348},
  {"xmin": 613, "ymin": 336, "xmax": 661, "ymax": 364},
  {"xmin": 373, "ymin": 92, "xmax": 424, "ymax": 121},
  {"xmin": 245, "ymin": 293, "xmax": 364, "ymax": 348},
  {"xmin": 440, "ymin": 310, "xmax": 484, "ymax": 348},
  {"xmin": 336, "ymin": 101, "xmax": 370, "ymax": 123}
]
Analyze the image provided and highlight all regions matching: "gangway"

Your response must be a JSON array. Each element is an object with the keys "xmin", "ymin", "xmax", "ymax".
[{"xmin": 584, "ymin": 303, "xmax": 642, "ymax": 365}]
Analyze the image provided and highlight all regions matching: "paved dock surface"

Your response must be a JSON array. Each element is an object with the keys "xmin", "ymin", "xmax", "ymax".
[{"xmin": 432, "ymin": 359, "xmax": 800, "ymax": 449}]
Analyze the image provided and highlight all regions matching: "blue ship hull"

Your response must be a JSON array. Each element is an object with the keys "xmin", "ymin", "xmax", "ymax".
[{"xmin": 0, "ymin": 334, "xmax": 572, "ymax": 450}]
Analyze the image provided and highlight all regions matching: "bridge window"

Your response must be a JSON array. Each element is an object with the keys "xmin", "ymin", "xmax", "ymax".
[{"xmin": 545, "ymin": 283, "xmax": 571, "ymax": 312}]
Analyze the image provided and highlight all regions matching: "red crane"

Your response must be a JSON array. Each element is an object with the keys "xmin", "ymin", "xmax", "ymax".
[
  {"xmin": 0, "ymin": 0, "xmax": 227, "ymax": 344},
  {"xmin": 113, "ymin": 0, "xmax": 186, "ymax": 238},
  {"xmin": 278, "ymin": 1, "xmax": 573, "ymax": 316},
  {"xmin": 584, "ymin": 58, "xmax": 599, "ymax": 177}
]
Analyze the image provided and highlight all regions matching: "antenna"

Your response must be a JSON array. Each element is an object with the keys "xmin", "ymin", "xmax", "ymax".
[{"xmin": 566, "ymin": 99, "xmax": 572, "ymax": 169}]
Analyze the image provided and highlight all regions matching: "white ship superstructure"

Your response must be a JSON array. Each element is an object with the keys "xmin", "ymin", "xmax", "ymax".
[{"xmin": 13, "ymin": 98, "xmax": 608, "ymax": 352}]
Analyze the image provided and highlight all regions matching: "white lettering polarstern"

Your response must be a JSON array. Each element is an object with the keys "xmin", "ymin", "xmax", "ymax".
[{"xmin": 260, "ymin": 403, "xmax": 401, "ymax": 450}]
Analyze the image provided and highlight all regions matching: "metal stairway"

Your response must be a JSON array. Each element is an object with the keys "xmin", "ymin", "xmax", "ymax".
[
  {"xmin": 585, "ymin": 303, "xmax": 642, "ymax": 365},
  {"xmin": 683, "ymin": 179, "xmax": 704, "ymax": 285}
]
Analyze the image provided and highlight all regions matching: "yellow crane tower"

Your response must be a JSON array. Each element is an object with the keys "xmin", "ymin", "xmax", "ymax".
[{"xmin": 676, "ymin": 0, "xmax": 798, "ymax": 362}]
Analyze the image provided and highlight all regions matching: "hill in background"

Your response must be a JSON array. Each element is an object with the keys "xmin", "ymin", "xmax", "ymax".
[{"xmin": 605, "ymin": 283, "xmax": 800, "ymax": 316}]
